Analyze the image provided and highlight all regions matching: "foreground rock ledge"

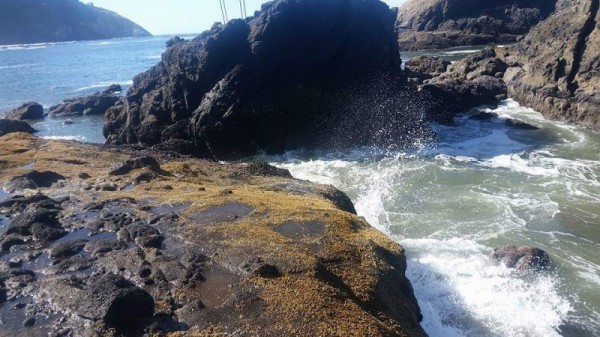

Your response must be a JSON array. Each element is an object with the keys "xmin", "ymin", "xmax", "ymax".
[{"xmin": 0, "ymin": 133, "xmax": 425, "ymax": 336}]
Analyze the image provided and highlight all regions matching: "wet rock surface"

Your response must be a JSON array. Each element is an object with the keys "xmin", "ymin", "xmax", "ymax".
[
  {"xmin": 0, "ymin": 133, "xmax": 426, "ymax": 336},
  {"xmin": 492, "ymin": 244, "xmax": 550, "ymax": 271},
  {"xmin": 396, "ymin": 0, "xmax": 557, "ymax": 50}
]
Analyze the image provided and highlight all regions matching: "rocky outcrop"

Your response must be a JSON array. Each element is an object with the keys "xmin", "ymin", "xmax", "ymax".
[
  {"xmin": 0, "ymin": 119, "xmax": 36, "ymax": 137},
  {"xmin": 396, "ymin": 0, "xmax": 558, "ymax": 50},
  {"xmin": 0, "ymin": 0, "xmax": 150, "ymax": 45},
  {"xmin": 104, "ymin": 0, "xmax": 429, "ymax": 160},
  {"xmin": 0, "ymin": 132, "xmax": 425, "ymax": 336},
  {"xmin": 48, "ymin": 89, "xmax": 121, "ymax": 117},
  {"xmin": 492, "ymin": 244, "xmax": 550, "ymax": 271},
  {"xmin": 409, "ymin": 49, "xmax": 508, "ymax": 124},
  {"xmin": 501, "ymin": 0, "xmax": 600, "ymax": 128},
  {"xmin": 1, "ymin": 102, "xmax": 44, "ymax": 120}
]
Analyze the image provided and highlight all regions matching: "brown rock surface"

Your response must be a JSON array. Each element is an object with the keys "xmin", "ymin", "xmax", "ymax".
[
  {"xmin": 502, "ymin": 0, "xmax": 600, "ymax": 128},
  {"xmin": 0, "ymin": 132, "xmax": 425, "ymax": 336},
  {"xmin": 396, "ymin": 0, "xmax": 557, "ymax": 51}
]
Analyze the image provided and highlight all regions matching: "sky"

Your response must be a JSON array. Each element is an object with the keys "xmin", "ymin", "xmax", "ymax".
[{"xmin": 89, "ymin": 0, "xmax": 406, "ymax": 35}]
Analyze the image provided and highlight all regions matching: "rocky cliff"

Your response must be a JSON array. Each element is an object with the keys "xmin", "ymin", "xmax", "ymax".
[
  {"xmin": 104, "ymin": 0, "xmax": 430, "ymax": 160},
  {"xmin": 502, "ymin": 0, "xmax": 600, "ymax": 128},
  {"xmin": 0, "ymin": 132, "xmax": 425, "ymax": 336},
  {"xmin": 396, "ymin": 0, "xmax": 557, "ymax": 50},
  {"xmin": 0, "ymin": 0, "xmax": 150, "ymax": 45}
]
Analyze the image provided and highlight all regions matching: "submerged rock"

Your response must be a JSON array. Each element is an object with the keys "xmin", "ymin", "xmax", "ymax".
[
  {"xmin": 492, "ymin": 244, "xmax": 550, "ymax": 271},
  {"xmin": 396, "ymin": 0, "xmax": 558, "ymax": 50},
  {"xmin": 2, "ymin": 102, "xmax": 44, "ymax": 120},
  {"xmin": 104, "ymin": 0, "xmax": 428, "ymax": 159}
]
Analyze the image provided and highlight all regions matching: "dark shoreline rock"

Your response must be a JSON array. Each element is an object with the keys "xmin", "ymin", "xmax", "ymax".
[
  {"xmin": 1, "ymin": 102, "xmax": 44, "ymax": 120},
  {"xmin": 501, "ymin": 0, "xmax": 600, "ymax": 129},
  {"xmin": 48, "ymin": 91, "xmax": 120, "ymax": 117},
  {"xmin": 0, "ymin": 119, "xmax": 36, "ymax": 137},
  {"xmin": 396, "ymin": 0, "xmax": 558, "ymax": 51},
  {"xmin": 104, "ymin": 0, "xmax": 430, "ymax": 160}
]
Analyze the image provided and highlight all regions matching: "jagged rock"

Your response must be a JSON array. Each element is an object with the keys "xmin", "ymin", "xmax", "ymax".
[
  {"xmin": 396, "ymin": 0, "xmax": 558, "ymax": 50},
  {"xmin": 2, "ymin": 102, "xmax": 44, "ymax": 120},
  {"xmin": 48, "ymin": 91, "xmax": 120, "ymax": 117},
  {"xmin": 0, "ymin": 119, "xmax": 36, "ymax": 137},
  {"xmin": 104, "ymin": 0, "xmax": 428, "ymax": 159},
  {"xmin": 501, "ymin": 0, "xmax": 600, "ymax": 129},
  {"xmin": 404, "ymin": 56, "xmax": 451, "ymax": 82},
  {"xmin": 419, "ymin": 49, "xmax": 509, "ymax": 123},
  {"xmin": 492, "ymin": 244, "xmax": 550, "ymax": 270}
]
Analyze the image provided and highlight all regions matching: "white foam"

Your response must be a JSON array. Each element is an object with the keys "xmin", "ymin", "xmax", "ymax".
[
  {"xmin": 0, "ymin": 63, "xmax": 36, "ymax": 70},
  {"xmin": 41, "ymin": 135, "xmax": 85, "ymax": 141},
  {"xmin": 74, "ymin": 80, "xmax": 133, "ymax": 92},
  {"xmin": 403, "ymin": 238, "xmax": 572, "ymax": 337}
]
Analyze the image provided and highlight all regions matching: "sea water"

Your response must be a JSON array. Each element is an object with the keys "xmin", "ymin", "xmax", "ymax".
[{"xmin": 1, "ymin": 37, "xmax": 599, "ymax": 337}]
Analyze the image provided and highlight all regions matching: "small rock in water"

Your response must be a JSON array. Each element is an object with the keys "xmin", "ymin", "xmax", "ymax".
[
  {"xmin": 492, "ymin": 244, "xmax": 550, "ymax": 271},
  {"xmin": 22, "ymin": 317, "xmax": 36, "ymax": 327},
  {"xmin": 504, "ymin": 119, "xmax": 539, "ymax": 130}
]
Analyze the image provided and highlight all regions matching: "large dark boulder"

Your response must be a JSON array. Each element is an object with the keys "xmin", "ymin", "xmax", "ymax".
[
  {"xmin": 0, "ymin": 0, "xmax": 150, "ymax": 45},
  {"xmin": 104, "ymin": 0, "xmax": 428, "ymax": 159},
  {"xmin": 48, "ymin": 90, "xmax": 120, "ymax": 117},
  {"xmin": 0, "ymin": 119, "xmax": 36, "ymax": 137},
  {"xmin": 2, "ymin": 102, "xmax": 44, "ymax": 120},
  {"xmin": 396, "ymin": 0, "xmax": 558, "ymax": 50},
  {"xmin": 502, "ymin": 0, "xmax": 600, "ymax": 129}
]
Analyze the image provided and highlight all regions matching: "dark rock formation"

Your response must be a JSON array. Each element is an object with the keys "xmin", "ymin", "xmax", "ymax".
[
  {"xmin": 0, "ymin": 0, "xmax": 151, "ymax": 45},
  {"xmin": 502, "ymin": 0, "xmax": 600, "ymax": 129},
  {"xmin": 492, "ymin": 244, "xmax": 550, "ymax": 270},
  {"xmin": 416, "ymin": 49, "xmax": 509, "ymax": 123},
  {"xmin": 396, "ymin": 0, "xmax": 558, "ymax": 50},
  {"xmin": 48, "ymin": 90, "xmax": 120, "ymax": 117},
  {"xmin": 0, "ymin": 119, "xmax": 36, "ymax": 137},
  {"xmin": 104, "ymin": 0, "xmax": 429, "ymax": 159},
  {"xmin": 404, "ymin": 56, "xmax": 451, "ymax": 82},
  {"xmin": 2, "ymin": 102, "xmax": 44, "ymax": 120},
  {"xmin": 4, "ymin": 170, "xmax": 66, "ymax": 192}
]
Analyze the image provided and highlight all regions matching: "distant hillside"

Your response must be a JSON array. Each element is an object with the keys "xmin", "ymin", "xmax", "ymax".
[{"xmin": 0, "ymin": 0, "xmax": 151, "ymax": 45}]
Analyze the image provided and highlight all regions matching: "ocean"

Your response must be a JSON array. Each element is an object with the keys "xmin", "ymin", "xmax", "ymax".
[{"xmin": 1, "ymin": 36, "xmax": 599, "ymax": 337}]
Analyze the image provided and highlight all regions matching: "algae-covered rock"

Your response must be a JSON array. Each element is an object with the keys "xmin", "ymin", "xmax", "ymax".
[{"xmin": 0, "ymin": 133, "xmax": 426, "ymax": 336}]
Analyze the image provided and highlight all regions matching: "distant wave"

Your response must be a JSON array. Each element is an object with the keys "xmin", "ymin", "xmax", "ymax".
[
  {"xmin": 74, "ymin": 80, "xmax": 134, "ymax": 92},
  {"xmin": 143, "ymin": 55, "xmax": 161, "ymax": 60},
  {"xmin": 0, "ymin": 63, "xmax": 37, "ymax": 70},
  {"xmin": 41, "ymin": 135, "xmax": 86, "ymax": 141}
]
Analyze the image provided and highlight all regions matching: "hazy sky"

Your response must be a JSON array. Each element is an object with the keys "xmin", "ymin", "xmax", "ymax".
[{"xmin": 90, "ymin": 0, "xmax": 405, "ymax": 35}]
